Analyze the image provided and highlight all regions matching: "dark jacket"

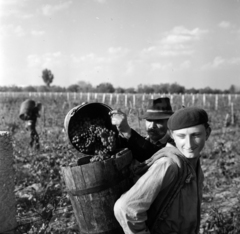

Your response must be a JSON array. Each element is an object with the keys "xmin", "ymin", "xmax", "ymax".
[{"xmin": 119, "ymin": 129, "xmax": 174, "ymax": 162}]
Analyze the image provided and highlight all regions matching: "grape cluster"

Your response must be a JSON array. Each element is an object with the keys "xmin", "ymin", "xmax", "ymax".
[{"xmin": 69, "ymin": 117, "xmax": 117, "ymax": 159}]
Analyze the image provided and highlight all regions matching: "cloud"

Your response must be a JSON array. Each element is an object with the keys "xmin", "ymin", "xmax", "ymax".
[
  {"xmin": 94, "ymin": 0, "xmax": 107, "ymax": 3},
  {"xmin": 0, "ymin": 24, "xmax": 25, "ymax": 37},
  {"xmin": 14, "ymin": 25, "xmax": 25, "ymax": 36},
  {"xmin": 0, "ymin": 0, "xmax": 33, "ymax": 18},
  {"xmin": 78, "ymin": 53, "xmax": 107, "ymax": 63},
  {"xmin": 150, "ymin": 62, "xmax": 173, "ymax": 71},
  {"xmin": 202, "ymin": 56, "xmax": 240, "ymax": 69},
  {"xmin": 218, "ymin": 21, "xmax": 232, "ymax": 28},
  {"xmin": 108, "ymin": 47, "xmax": 129, "ymax": 58},
  {"xmin": 141, "ymin": 26, "xmax": 208, "ymax": 58},
  {"xmin": 21, "ymin": 14, "xmax": 34, "ymax": 19},
  {"xmin": 31, "ymin": 30, "xmax": 45, "ymax": 36},
  {"xmin": 42, "ymin": 1, "xmax": 72, "ymax": 16},
  {"xmin": 0, "ymin": 9, "xmax": 20, "ymax": 17},
  {"xmin": 71, "ymin": 47, "xmax": 129, "ymax": 65},
  {"xmin": 27, "ymin": 52, "xmax": 62, "ymax": 68},
  {"xmin": 179, "ymin": 60, "xmax": 191, "ymax": 69},
  {"xmin": 0, "ymin": 0, "xmax": 18, "ymax": 6}
]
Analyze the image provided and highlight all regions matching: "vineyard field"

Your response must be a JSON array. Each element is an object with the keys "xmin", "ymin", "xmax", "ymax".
[{"xmin": 0, "ymin": 93, "xmax": 240, "ymax": 234}]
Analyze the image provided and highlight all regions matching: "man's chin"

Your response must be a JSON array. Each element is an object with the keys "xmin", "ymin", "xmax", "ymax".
[{"xmin": 148, "ymin": 135, "xmax": 162, "ymax": 142}]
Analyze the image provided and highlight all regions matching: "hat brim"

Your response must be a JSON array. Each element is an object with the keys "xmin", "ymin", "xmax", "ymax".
[{"xmin": 140, "ymin": 112, "xmax": 173, "ymax": 120}]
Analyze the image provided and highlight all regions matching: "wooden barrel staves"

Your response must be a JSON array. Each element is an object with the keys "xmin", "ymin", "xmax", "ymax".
[
  {"xmin": 61, "ymin": 149, "xmax": 133, "ymax": 234},
  {"xmin": 0, "ymin": 131, "xmax": 17, "ymax": 233}
]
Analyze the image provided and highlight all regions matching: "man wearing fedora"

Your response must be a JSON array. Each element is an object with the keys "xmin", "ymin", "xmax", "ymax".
[{"xmin": 110, "ymin": 97, "xmax": 174, "ymax": 163}]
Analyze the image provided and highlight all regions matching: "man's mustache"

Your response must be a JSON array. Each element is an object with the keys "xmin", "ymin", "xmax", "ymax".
[{"xmin": 147, "ymin": 129, "xmax": 158, "ymax": 133}]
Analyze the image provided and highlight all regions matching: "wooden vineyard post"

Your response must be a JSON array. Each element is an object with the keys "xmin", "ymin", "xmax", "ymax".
[
  {"xmin": 215, "ymin": 94, "xmax": 218, "ymax": 111},
  {"xmin": 192, "ymin": 94, "xmax": 195, "ymax": 106},
  {"xmin": 203, "ymin": 94, "xmax": 206, "ymax": 107},
  {"xmin": 94, "ymin": 93, "xmax": 98, "ymax": 102},
  {"xmin": 133, "ymin": 94, "xmax": 136, "ymax": 107},
  {"xmin": 125, "ymin": 94, "xmax": 128, "ymax": 107},
  {"xmin": 181, "ymin": 94, "xmax": 185, "ymax": 107},
  {"xmin": 109, "ymin": 94, "xmax": 113, "ymax": 106},
  {"xmin": 228, "ymin": 94, "xmax": 231, "ymax": 106},
  {"xmin": 170, "ymin": 95, "xmax": 173, "ymax": 107},
  {"xmin": 231, "ymin": 102, "xmax": 234, "ymax": 125},
  {"xmin": 87, "ymin": 93, "xmax": 91, "ymax": 102},
  {"xmin": 116, "ymin": 94, "xmax": 119, "ymax": 105},
  {"xmin": 102, "ymin": 93, "xmax": 106, "ymax": 103},
  {"xmin": 0, "ymin": 131, "xmax": 17, "ymax": 233}
]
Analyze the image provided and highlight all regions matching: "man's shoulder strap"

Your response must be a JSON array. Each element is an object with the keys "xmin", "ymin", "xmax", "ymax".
[{"xmin": 150, "ymin": 146, "xmax": 193, "ymax": 232}]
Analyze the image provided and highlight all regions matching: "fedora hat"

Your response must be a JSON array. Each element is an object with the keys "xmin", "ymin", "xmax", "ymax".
[{"xmin": 141, "ymin": 97, "xmax": 173, "ymax": 120}]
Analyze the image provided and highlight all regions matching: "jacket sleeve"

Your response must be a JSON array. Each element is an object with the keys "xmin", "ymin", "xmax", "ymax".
[{"xmin": 125, "ymin": 129, "xmax": 161, "ymax": 162}]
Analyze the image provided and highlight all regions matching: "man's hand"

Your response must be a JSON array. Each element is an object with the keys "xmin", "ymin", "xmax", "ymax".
[{"xmin": 109, "ymin": 109, "xmax": 132, "ymax": 139}]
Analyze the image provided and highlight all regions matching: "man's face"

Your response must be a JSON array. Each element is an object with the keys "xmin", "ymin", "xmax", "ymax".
[
  {"xmin": 171, "ymin": 124, "xmax": 211, "ymax": 159},
  {"xmin": 145, "ymin": 118, "xmax": 168, "ymax": 142}
]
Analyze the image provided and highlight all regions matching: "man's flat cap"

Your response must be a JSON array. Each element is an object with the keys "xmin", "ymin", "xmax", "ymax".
[{"xmin": 167, "ymin": 106, "xmax": 209, "ymax": 130}]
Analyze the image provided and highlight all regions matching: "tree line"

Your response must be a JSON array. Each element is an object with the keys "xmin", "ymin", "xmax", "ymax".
[
  {"xmin": 1, "ymin": 81, "xmax": 239, "ymax": 94},
  {"xmin": 1, "ymin": 68, "xmax": 239, "ymax": 94}
]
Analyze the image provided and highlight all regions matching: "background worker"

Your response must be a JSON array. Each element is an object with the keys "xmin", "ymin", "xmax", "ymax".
[
  {"xmin": 110, "ymin": 97, "xmax": 174, "ymax": 162},
  {"xmin": 19, "ymin": 99, "xmax": 42, "ymax": 150},
  {"xmin": 114, "ymin": 106, "xmax": 211, "ymax": 234}
]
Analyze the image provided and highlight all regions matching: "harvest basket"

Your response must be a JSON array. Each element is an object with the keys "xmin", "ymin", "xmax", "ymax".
[
  {"xmin": 62, "ymin": 102, "xmax": 133, "ymax": 233},
  {"xmin": 19, "ymin": 99, "xmax": 36, "ymax": 121},
  {"xmin": 61, "ymin": 148, "xmax": 133, "ymax": 234}
]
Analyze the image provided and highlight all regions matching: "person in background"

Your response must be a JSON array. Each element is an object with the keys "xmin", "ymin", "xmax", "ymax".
[
  {"xmin": 114, "ymin": 106, "xmax": 212, "ymax": 234},
  {"xmin": 110, "ymin": 97, "xmax": 174, "ymax": 163},
  {"xmin": 19, "ymin": 99, "xmax": 42, "ymax": 150}
]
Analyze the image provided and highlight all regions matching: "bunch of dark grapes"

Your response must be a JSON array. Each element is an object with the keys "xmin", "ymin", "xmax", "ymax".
[{"xmin": 69, "ymin": 117, "xmax": 117, "ymax": 161}]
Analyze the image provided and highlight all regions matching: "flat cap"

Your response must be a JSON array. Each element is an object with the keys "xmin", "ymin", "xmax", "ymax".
[{"xmin": 167, "ymin": 106, "xmax": 209, "ymax": 130}]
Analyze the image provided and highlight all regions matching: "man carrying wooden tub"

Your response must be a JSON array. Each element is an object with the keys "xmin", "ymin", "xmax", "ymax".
[{"xmin": 114, "ymin": 106, "xmax": 211, "ymax": 234}]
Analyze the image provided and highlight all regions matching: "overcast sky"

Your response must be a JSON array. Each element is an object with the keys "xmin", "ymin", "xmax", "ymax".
[{"xmin": 0, "ymin": 0, "xmax": 240, "ymax": 90}]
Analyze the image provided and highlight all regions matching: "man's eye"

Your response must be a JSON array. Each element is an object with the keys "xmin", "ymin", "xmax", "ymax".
[
  {"xmin": 193, "ymin": 134, "xmax": 201, "ymax": 137},
  {"xmin": 177, "ymin": 135, "xmax": 185, "ymax": 139}
]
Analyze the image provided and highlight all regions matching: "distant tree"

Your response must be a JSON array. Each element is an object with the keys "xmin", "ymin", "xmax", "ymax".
[
  {"xmin": 159, "ymin": 83, "xmax": 170, "ymax": 93},
  {"xmin": 96, "ymin": 82, "xmax": 115, "ymax": 93},
  {"xmin": 229, "ymin": 85, "xmax": 236, "ymax": 94},
  {"xmin": 42, "ymin": 69, "xmax": 54, "ymax": 87},
  {"xmin": 137, "ymin": 84, "xmax": 144, "ymax": 93},
  {"xmin": 8, "ymin": 85, "xmax": 22, "ymax": 92},
  {"xmin": 50, "ymin": 85, "xmax": 66, "ymax": 92},
  {"xmin": 22, "ymin": 86, "xmax": 37, "ymax": 92},
  {"xmin": 115, "ymin": 87, "xmax": 125, "ymax": 93},
  {"xmin": 199, "ymin": 86, "xmax": 213, "ymax": 94},
  {"xmin": 185, "ymin": 88, "xmax": 198, "ymax": 94},
  {"xmin": 169, "ymin": 83, "xmax": 185, "ymax": 94},
  {"xmin": 137, "ymin": 85, "xmax": 154, "ymax": 94},
  {"xmin": 77, "ymin": 81, "xmax": 94, "ymax": 92},
  {"xmin": 37, "ymin": 85, "xmax": 50, "ymax": 92},
  {"xmin": 67, "ymin": 84, "xmax": 79, "ymax": 92},
  {"xmin": 125, "ymin": 87, "xmax": 136, "ymax": 93}
]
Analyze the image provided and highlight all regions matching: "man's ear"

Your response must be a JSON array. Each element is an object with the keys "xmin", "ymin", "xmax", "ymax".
[{"xmin": 206, "ymin": 127, "xmax": 211, "ymax": 141}]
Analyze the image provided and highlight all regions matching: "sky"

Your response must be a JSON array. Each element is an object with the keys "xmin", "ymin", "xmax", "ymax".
[{"xmin": 0, "ymin": 0, "xmax": 240, "ymax": 90}]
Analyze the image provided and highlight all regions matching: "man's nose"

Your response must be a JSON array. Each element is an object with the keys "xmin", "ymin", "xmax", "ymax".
[{"xmin": 185, "ymin": 136, "xmax": 193, "ymax": 148}]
